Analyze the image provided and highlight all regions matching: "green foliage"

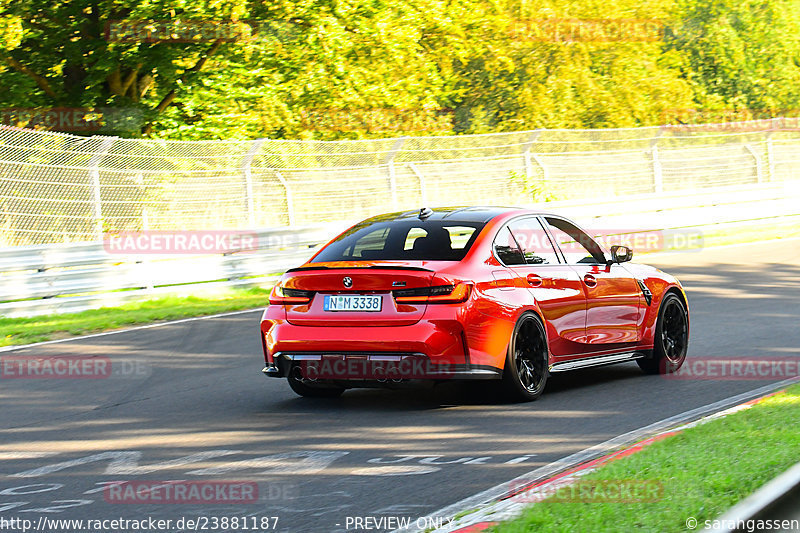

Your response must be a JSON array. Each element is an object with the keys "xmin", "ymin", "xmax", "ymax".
[
  {"xmin": 0, "ymin": 0, "xmax": 798, "ymax": 139},
  {"xmin": 509, "ymin": 170, "xmax": 560, "ymax": 202},
  {"xmin": 664, "ymin": 0, "xmax": 800, "ymax": 120}
]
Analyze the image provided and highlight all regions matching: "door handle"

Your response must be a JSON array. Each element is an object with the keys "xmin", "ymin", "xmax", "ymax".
[
  {"xmin": 583, "ymin": 274, "xmax": 597, "ymax": 288},
  {"xmin": 526, "ymin": 274, "xmax": 543, "ymax": 287}
]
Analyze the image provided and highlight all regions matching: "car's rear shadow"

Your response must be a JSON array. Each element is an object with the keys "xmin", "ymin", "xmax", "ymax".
[{"xmin": 268, "ymin": 362, "xmax": 646, "ymax": 409}]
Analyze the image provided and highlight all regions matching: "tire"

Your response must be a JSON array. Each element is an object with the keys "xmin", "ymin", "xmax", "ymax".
[
  {"xmin": 287, "ymin": 369, "xmax": 345, "ymax": 398},
  {"xmin": 501, "ymin": 312, "xmax": 549, "ymax": 401},
  {"xmin": 638, "ymin": 293, "xmax": 688, "ymax": 375}
]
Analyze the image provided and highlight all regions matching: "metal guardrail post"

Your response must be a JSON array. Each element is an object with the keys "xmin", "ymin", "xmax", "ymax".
[
  {"xmin": 384, "ymin": 137, "xmax": 408, "ymax": 209},
  {"xmin": 522, "ymin": 130, "xmax": 544, "ymax": 181},
  {"xmin": 766, "ymin": 118, "xmax": 780, "ymax": 182},
  {"xmin": 650, "ymin": 127, "xmax": 665, "ymax": 194},
  {"xmin": 240, "ymin": 138, "xmax": 266, "ymax": 227},
  {"xmin": 88, "ymin": 136, "xmax": 119, "ymax": 241},
  {"xmin": 744, "ymin": 144, "xmax": 764, "ymax": 184},
  {"xmin": 132, "ymin": 172, "xmax": 150, "ymax": 230},
  {"xmin": 408, "ymin": 163, "xmax": 427, "ymax": 205},
  {"xmin": 275, "ymin": 171, "xmax": 295, "ymax": 226}
]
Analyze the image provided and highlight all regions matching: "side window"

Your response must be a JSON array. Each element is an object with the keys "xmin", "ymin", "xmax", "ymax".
[
  {"xmin": 493, "ymin": 227, "xmax": 525, "ymax": 265},
  {"xmin": 507, "ymin": 218, "xmax": 560, "ymax": 265},
  {"xmin": 544, "ymin": 217, "xmax": 605, "ymax": 264}
]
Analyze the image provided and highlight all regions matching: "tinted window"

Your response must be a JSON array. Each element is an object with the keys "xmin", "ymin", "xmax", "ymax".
[
  {"xmin": 507, "ymin": 218, "xmax": 560, "ymax": 265},
  {"xmin": 544, "ymin": 217, "xmax": 606, "ymax": 264},
  {"xmin": 493, "ymin": 226, "xmax": 525, "ymax": 265},
  {"xmin": 311, "ymin": 220, "xmax": 484, "ymax": 262}
]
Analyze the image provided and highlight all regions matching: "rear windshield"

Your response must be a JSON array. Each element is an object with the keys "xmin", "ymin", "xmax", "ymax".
[{"xmin": 311, "ymin": 220, "xmax": 486, "ymax": 262}]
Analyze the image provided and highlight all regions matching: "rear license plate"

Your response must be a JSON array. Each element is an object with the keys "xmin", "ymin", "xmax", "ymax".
[{"xmin": 324, "ymin": 294, "xmax": 382, "ymax": 312}]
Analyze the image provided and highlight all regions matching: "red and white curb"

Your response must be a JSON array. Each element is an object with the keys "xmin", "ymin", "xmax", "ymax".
[{"xmin": 397, "ymin": 377, "xmax": 799, "ymax": 533}]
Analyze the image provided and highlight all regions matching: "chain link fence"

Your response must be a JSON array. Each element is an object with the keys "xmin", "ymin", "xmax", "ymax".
[{"xmin": 1, "ymin": 119, "xmax": 799, "ymax": 246}]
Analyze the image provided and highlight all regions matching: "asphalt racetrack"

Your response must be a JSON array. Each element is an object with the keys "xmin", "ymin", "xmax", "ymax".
[{"xmin": 1, "ymin": 238, "xmax": 798, "ymax": 532}]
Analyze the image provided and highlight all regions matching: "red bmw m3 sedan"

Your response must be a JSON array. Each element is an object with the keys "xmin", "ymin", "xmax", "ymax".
[{"xmin": 260, "ymin": 207, "xmax": 689, "ymax": 401}]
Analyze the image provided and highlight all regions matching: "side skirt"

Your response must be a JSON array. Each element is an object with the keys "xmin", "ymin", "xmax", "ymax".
[{"xmin": 549, "ymin": 351, "xmax": 648, "ymax": 373}]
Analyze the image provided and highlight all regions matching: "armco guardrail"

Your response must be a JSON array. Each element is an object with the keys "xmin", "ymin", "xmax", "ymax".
[
  {"xmin": 2, "ymin": 181, "xmax": 798, "ymax": 318},
  {"xmin": 0, "ymin": 225, "xmax": 339, "ymax": 317}
]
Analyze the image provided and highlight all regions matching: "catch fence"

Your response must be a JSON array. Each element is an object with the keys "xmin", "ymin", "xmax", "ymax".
[{"xmin": 1, "ymin": 118, "xmax": 799, "ymax": 246}]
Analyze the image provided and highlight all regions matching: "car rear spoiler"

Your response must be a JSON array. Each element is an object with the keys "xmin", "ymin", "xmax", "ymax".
[{"xmin": 286, "ymin": 265, "xmax": 434, "ymax": 273}]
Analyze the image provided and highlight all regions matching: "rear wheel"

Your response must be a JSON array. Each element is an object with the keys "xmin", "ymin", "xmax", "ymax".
[
  {"xmin": 287, "ymin": 369, "xmax": 345, "ymax": 398},
  {"xmin": 638, "ymin": 293, "xmax": 688, "ymax": 375},
  {"xmin": 501, "ymin": 313, "xmax": 549, "ymax": 402}
]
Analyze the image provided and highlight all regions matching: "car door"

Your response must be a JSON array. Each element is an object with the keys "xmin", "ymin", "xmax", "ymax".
[
  {"xmin": 500, "ymin": 216, "xmax": 588, "ymax": 355},
  {"xmin": 542, "ymin": 216, "xmax": 643, "ymax": 345}
]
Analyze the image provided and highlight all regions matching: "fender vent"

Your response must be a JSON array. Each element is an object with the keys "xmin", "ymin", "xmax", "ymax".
[{"xmin": 637, "ymin": 279, "xmax": 653, "ymax": 306}]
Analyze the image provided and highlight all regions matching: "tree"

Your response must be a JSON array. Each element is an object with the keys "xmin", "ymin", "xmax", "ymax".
[
  {"xmin": 0, "ymin": 0, "xmax": 252, "ymax": 136},
  {"xmin": 665, "ymin": 0, "xmax": 800, "ymax": 120}
]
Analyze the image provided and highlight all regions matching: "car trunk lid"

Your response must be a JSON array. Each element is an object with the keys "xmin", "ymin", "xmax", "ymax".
[{"xmin": 282, "ymin": 261, "xmax": 438, "ymax": 326}]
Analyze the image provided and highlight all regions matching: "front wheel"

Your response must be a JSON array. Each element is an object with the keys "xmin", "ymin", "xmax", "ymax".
[
  {"xmin": 638, "ymin": 293, "xmax": 688, "ymax": 375},
  {"xmin": 501, "ymin": 313, "xmax": 550, "ymax": 402}
]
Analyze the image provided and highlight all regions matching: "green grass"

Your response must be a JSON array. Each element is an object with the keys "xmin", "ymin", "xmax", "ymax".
[
  {"xmin": 490, "ymin": 383, "xmax": 800, "ymax": 533},
  {"xmin": 0, "ymin": 287, "xmax": 271, "ymax": 347}
]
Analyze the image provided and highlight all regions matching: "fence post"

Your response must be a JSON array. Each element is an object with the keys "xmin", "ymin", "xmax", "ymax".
[
  {"xmin": 765, "ymin": 118, "xmax": 781, "ymax": 182},
  {"xmin": 275, "ymin": 171, "xmax": 295, "ymax": 226},
  {"xmin": 384, "ymin": 137, "xmax": 408, "ymax": 209},
  {"xmin": 408, "ymin": 163, "xmax": 427, "ymax": 205},
  {"xmin": 744, "ymin": 144, "xmax": 764, "ymax": 184},
  {"xmin": 650, "ymin": 127, "xmax": 665, "ymax": 194},
  {"xmin": 88, "ymin": 136, "xmax": 118, "ymax": 241},
  {"xmin": 240, "ymin": 138, "xmax": 266, "ymax": 227},
  {"xmin": 134, "ymin": 172, "xmax": 149, "ymax": 230},
  {"xmin": 522, "ymin": 129, "xmax": 544, "ymax": 181}
]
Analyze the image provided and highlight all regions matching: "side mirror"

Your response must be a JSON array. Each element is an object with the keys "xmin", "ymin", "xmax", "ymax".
[{"xmin": 609, "ymin": 245, "xmax": 633, "ymax": 264}]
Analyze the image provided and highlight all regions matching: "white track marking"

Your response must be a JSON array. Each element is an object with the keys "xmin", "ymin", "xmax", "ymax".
[{"xmin": 187, "ymin": 451, "xmax": 349, "ymax": 476}]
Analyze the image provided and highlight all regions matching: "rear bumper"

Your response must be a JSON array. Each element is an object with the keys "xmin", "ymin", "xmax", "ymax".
[
  {"xmin": 260, "ymin": 306, "xmax": 502, "ymax": 380},
  {"xmin": 262, "ymin": 353, "xmax": 500, "ymax": 380},
  {"xmin": 262, "ymin": 308, "xmax": 469, "ymax": 361}
]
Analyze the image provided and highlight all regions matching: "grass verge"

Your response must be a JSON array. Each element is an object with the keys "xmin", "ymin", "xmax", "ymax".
[
  {"xmin": 490, "ymin": 383, "xmax": 800, "ymax": 533},
  {"xmin": 0, "ymin": 287, "xmax": 270, "ymax": 347}
]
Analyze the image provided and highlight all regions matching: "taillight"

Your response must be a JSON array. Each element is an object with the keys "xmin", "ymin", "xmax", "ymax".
[
  {"xmin": 269, "ymin": 284, "xmax": 314, "ymax": 305},
  {"xmin": 393, "ymin": 283, "xmax": 472, "ymax": 304}
]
